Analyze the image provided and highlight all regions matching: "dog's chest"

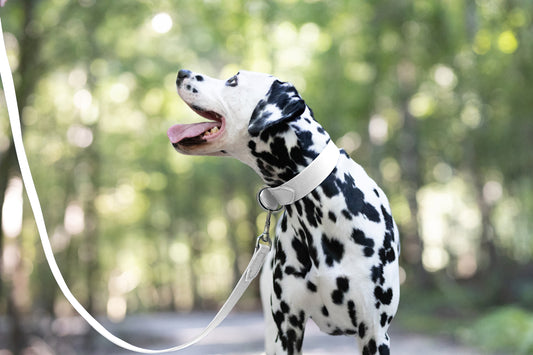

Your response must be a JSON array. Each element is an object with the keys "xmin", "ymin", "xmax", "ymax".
[{"xmin": 271, "ymin": 155, "xmax": 396, "ymax": 333}]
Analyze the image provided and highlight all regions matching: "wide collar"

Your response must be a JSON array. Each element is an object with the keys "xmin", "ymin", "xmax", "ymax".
[{"xmin": 257, "ymin": 140, "xmax": 340, "ymax": 211}]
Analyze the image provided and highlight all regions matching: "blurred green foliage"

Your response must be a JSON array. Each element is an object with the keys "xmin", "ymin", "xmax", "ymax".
[
  {"xmin": 461, "ymin": 306, "xmax": 533, "ymax": 354},
  {"xmin": 0, "ymin": 0, "xmax": 532, "ymax": 353}
]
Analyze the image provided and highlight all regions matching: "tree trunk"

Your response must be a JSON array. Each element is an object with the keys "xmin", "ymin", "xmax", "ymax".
[
  {"xmin": 0, "ymin": 143, "xmax": 16, "ymax": 301},
  {"xmin": 1, "ymin": 0, "xmax": 42, "ymax": 352}
]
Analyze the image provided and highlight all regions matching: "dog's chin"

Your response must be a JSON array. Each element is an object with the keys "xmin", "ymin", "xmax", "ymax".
[
  {"xmin": 174, "ymin": 145, "xmax": 227, "ymax": 157},
  {"xmin": 172, "ymin": 143, "xmax": 227, "ymax": 157}
]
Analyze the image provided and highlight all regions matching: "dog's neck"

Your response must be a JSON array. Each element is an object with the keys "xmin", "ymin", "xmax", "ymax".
[{"xmin": 245, "ymin": 110, "xmax": 331, "ymax": 187}]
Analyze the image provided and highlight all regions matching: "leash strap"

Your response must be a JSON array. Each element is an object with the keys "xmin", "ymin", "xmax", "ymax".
[
  {"xmin": 0, "ymin": 18, "xmax": 271, "ymax": 353},
  {"xmin": 258, "ymin": 140, "xmax": 340, "ymax": 211}
]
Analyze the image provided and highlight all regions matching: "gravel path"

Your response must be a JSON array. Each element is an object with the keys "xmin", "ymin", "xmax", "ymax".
[{"xmin": 81, "ymin": 312, "xmax": 489, "ymax": 355}]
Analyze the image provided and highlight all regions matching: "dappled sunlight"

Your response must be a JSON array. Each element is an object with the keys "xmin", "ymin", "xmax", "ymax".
[
  {"xmin": 151, "ymin": 13, "xmax": 173, "ymax": 34},
  {"xmin": 67, "ymin": 124, "xmax": 93, "ymax": 148},
  {"xmin": 1, "ymin": 177, "xmax": 22, "ymax": 238},
  {"xmin": 418, "ymin": 178, "xmax": 482, "ymax": 274},
  {"xmin": 497, "ymin": 30, "xmax": 518, "ymax": 54},
  {"xmin": 1, "ymin": 1, "xmax": 532, "ymax": 353},
  {"xmin": 380, "ymin": 158, "xmax": 401, "ymax": 184},
  {"xmin": 433, "ymin": 65, "xmax": 457, "ymax": 89},
  {"xmin": 368, "ymin": 114, "xmax": 388, "ymax": 146},
  {"xmin": 408, "ymin": 92, "xmax": 435, "ymax": 119},
  {"xmin": 63, "ymin": 202, "xmax": 85, "ymax": 236},
  {"xmin": 336, "ymin": 131, "xmax": 361, "ymax": 155},
  {"xmin": 107, "ymin": 296, "xmax": 127, "ymax": 322}
]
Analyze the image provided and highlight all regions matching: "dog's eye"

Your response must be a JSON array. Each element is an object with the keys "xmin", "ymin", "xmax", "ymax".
[{"xmin": 226, "ymin": 76, "xmax": 238, "ymax": 87}]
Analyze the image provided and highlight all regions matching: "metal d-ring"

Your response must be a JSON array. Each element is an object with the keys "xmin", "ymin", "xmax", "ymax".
[{"xmin": 257, "ymin": 187, "xmax": 283, "ymax": 212}]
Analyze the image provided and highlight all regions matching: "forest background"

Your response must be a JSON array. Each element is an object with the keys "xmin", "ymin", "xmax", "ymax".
[{"xmin": 1, "ymin": 0, "xmax": 532, "ymax": 354}]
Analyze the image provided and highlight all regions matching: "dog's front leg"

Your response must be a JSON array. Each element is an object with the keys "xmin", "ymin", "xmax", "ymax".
[
  {"xmin": 260, "ymin": 245, "xmax": 308, "ymax": 355},
  {"xmin": 260, "ymin": 253, "xmax": 278, "ymax": 354},
  {"xmin": 270, "ymin": 299, "xmax": 307, "ymax": 355}
]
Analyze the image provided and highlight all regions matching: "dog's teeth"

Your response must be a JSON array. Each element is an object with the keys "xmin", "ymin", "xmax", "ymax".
[{"xmin": 203, "ymin": 126, "xmax": 220, "ymax": 137}]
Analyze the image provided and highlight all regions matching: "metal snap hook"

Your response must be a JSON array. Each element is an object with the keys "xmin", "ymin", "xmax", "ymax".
[{"xmin": 256, "ymin": 209, "xmax": 273, "ymax": 250}]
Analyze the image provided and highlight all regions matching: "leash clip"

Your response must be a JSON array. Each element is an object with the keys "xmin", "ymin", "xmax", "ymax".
[{"xmin": 256, "ymin": 209, "xmax": 273, "ymax": 250}]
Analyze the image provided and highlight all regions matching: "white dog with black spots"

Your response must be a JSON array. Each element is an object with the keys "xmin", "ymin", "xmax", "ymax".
[{"xmin": 168, "ymin": 70, "xmax": 400, "ymax": 355}]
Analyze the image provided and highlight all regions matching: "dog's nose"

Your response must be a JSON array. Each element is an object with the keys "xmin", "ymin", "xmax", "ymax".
[{"xmin": 176, "ymin": 69, "xmax": 192, "ymax": 87}]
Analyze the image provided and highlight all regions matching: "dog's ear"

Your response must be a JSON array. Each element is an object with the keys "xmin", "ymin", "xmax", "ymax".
[{"xmin": 248, "ymin": 80, "xmax": 306, "ymax": 136}]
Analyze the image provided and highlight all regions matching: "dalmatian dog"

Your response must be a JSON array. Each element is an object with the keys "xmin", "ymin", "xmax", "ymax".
[{"xmin": 168, "ymin": 69, "xmax": 400, "ymax": 355}]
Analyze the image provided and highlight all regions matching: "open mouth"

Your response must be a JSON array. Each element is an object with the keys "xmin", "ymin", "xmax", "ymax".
[{"xmin": 167, "ymin": 105, "xmax": 225, "ymax": 147}]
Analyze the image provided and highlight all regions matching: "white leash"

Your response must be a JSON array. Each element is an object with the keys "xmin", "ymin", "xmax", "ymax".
[
  {"xmin": 0, "ymin": 17, "xmax": 271, "ymax": 353},
  {"xmin": 1, "ymin": 16, "xmax": 339, "ymax": 353}
]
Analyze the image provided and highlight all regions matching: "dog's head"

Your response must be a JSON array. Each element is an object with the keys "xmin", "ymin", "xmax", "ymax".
[{"xmin": 168, "ymin": 70, "xmax": 306, "ymax": 159}]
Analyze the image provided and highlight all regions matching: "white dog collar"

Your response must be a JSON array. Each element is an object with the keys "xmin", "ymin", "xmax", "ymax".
[{"xmin": 258, "ymin": 140, "xmax": 340, "ymax": 211}]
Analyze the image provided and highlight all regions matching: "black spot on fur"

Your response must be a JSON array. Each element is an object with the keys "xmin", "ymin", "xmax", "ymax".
[
  {"xmin": 371, "ymin": 265, "xmax": 385, "ymax": 285},
  {"xmin": 379, "ymin": 233, "xmax": 396, "ymax": 265},
  {"xmin": 374, "ymin": 286, "xmax": 393, "ymax": 306},
  {"xmin": 275, "ymin": 241, "xmax": 287, "ymax": 265},
  {"xmin": 379, "ymin": 344, "xmax": 390, "ymax": 355},
  {"xmin": 351, "ymin": 228, "xmax": 375, "ymax": 257},
  {"xmin": 274, "ymin": 281, "xmax": 282, "ymax": 299},
  {"xmin": 380, "ymin": 312, "xmax": 389, "ymax": 327},
  {"xmin": 336, "ymin": 174, "xmax": 381, "ymax": 223},
  {"xmin": 291, "ymin": 236, "xmax": 312, "ymax": 277},
  {"xmin": 310, "ymin": 189, "xmax": 321, "ymax": 203},
  {"xmin": 329, "ymin": 328, "xmax": 344, "ymax": 336},
  {"xmin": 297, "ymin": 222, "xmax": 320, "ymax": 268},
  {"xmin": 363, "ymin": 339, "xmax": 377, "ymax": 355},
  {"xmin": 348, "ymin": 300, "xmax": 357, "ymax": 328},
  {"xmin": 381, "ymin": 205, "xmax": 394, "ymax": 235},
  {"xmin": 285, "ymin": 266, "xmax": 297, "ymax": 276},
  {"xmin": 289, "ymin": 145, "xmax": 307, "ymax": 167},
  {"xmin": 307, "ymin": 281, "xmax": 317, "ymax": 292},
  {"xmin": 322, "ymin": 234, "xmax": 345, "ymax": 266},
  {"xmin": 341, "ymin": 209, "xmax": 352, "ymax": 220},
  {"xmin": 294, "ymin": 200, "xmax": 302, "ymax": 216},
  {"xmin": 321, "ymin": 171, "xmax": 340, "ymax": 198},
  {"xmin": 358, "ymin": 322, "xmax": 367, "ymax": 338},
  {"xmin": 321, "ymin": 306, "xmax": 329, "ymax": 316},
  {"xmin": 293, "ymin": 128, "xmax": 315, "ymax": 153},
  {"xmin": 302, "ymin": 197, "xmax": 322, "ymax": 227},
  {"xmin": 280, "ymin": 213, "xmax": 288, "ymax": 233},
  {"xmin": 331, "ymin": 277, "xmax": 350, "ymax": 304},
  {"xmin": 289, "ymin": 311, "xmax": 305, "ymax": 329},
  {"xmin": 332, "ymin": 290, "xmax": 344, "ymax": 304},
  {"xmin": 328, "ymin": 211, "xmax": 337, "ymax": 223},
  {"xmin": 273, "ymin": 310, "xmax": 285, "ymax": 331},
  {"xmin": 286, "ymin": 204, "xmax": 293, "ymax": 218}
]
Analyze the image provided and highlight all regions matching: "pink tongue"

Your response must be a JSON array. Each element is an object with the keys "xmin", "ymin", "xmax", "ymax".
[{"xmin": 167, "ymin": 122, "xmax": 220, "ymax": 144}]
